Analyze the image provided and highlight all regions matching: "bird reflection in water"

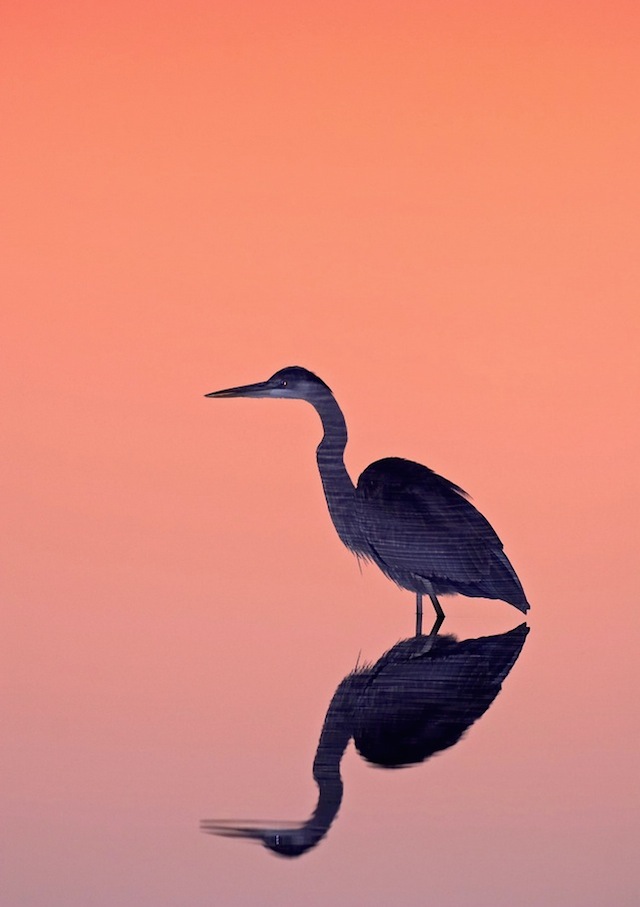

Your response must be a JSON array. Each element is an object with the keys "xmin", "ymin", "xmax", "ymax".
[
  {"xmin": 206, "ymin": 367, "xmax": 529, "ymax": 634},
  {"xmin": 201, "ymin": 623, "xmax": 529, "ymax": 857}
]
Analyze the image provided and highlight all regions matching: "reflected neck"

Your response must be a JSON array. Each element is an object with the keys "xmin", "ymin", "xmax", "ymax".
[{"xmin": 304, "ymin": 673, "xmax": 354, "ymax": 841}]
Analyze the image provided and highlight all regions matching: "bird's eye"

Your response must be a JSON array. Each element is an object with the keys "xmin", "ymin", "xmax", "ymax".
[{"xmin": 281, "ymin": 380, "xmax": 288, "ymax": 387}]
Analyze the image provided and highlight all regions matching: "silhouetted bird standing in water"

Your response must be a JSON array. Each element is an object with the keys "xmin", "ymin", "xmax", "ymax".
[{"xmin": 206, "ymin": 367, "xmax": 529, "ymax": 629}]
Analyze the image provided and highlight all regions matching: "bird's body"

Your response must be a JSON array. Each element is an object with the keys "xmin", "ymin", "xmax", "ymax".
[
  {"xmin": 355, "ymin": 457, "xmax": 528, "ymax": 609},
  {"xmin": 206, "ymin": 366, "xmax": 529, "ymax": 623}
]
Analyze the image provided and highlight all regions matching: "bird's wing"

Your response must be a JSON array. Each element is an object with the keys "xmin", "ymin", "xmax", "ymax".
[{"xmin": 355, "ymin": 458, "xmax": 503, "ymax": 584}]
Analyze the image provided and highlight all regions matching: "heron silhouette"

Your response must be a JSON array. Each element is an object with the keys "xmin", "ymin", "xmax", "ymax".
[
  {"xmin": 201, "ymin": 623, "xmax": 530, "ymax": 857},
  {"xmin": 206, "ymin": 366, "xmax": 529, "ymax": 630}
]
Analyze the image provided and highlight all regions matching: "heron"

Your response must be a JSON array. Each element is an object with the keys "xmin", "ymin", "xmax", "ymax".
[
  {"xmin": 201, "ymin": 623, "xmax": 529, "ymax": 857},
  {"xmin": 206, "ymin": 366, "xmax": 529, "ymax": 630}
]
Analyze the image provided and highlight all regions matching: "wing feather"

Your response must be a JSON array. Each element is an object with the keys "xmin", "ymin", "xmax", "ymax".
[{"xmin": 356, "ymin": 458, "xmax": 504, "ymax": 585}]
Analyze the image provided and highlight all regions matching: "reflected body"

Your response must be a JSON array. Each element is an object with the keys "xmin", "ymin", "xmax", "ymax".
[
  {"xmin": 206, "ymin": 367, "xmax": 529, "ymax": 626},
  {"xmin": 202, "ymin": 623, "xmax": 529, "ymax": 856}
]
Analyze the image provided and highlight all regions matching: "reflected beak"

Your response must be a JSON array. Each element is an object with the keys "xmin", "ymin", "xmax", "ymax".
[
  {"xmin": 200, "ymin": 820, "xmax": 261, "ymax": 840},
  {"xmin": 200, "ymin": 817, "xmax": 298, "ymax": 839},
  {"xmin": 204, "ymin": 380, "xmax": 271, "ymax": 399}
]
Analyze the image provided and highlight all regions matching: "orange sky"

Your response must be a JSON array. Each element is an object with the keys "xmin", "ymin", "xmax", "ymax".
[{"xmin": 3, "ymin": 3, "xmax": 639, "ymax": 905}]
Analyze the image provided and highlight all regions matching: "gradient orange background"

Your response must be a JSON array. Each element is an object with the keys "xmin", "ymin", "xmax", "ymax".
[{"xmin": 3, "ymin": 3, "xmax": 638, "ymax": 905}]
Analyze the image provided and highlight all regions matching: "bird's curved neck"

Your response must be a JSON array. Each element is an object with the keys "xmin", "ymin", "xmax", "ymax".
[
  {"xmin": 314, "ymin": 391, "xmax": 348, "ymax": 457},
  {"xmin": 302, "ymin": 775, "xmax": 343, "ymax": 847},
  {"xmin": 312, "ymin": 391, "xmax": 362, "ymax": 552},
  {"xmin": 304, "ymin": 676, "xmax": 353, "ymax": 843}
]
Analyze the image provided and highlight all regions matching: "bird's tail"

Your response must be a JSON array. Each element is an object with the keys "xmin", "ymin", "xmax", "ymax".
[{"xmin": 490, "ymin": 549, "xmax": 530, "ymax": 612}]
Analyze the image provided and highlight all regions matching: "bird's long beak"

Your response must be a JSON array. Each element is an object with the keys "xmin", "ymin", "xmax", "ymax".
[
  {"xmin": 200, "ymin": 820, "xmax": 263, "ymax": 839},
  {"xmin": 201, "ymin": 818, "xmax": 298, "ymax": 840},
  {"xmin": 205, "ymin": 380, "xmax": 271, "ymax": 399}
]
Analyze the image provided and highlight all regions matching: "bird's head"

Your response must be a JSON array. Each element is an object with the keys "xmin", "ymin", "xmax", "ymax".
[
  {"xmin": 205, "ymin": 366, "xmax": 332, "ymax": 403},
  {"xmin": 260, "ymin": 829, "xmax": 314, "ymax": 857},
  {"xmin": 200, "ymin": 819, "xmax": 317, "ymax": 858}
]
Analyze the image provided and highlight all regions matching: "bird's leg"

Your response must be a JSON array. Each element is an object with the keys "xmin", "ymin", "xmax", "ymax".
[
  {"xmin": 416, "ymin": 589, "xmax": 445, "ymax": 637},
  {"xmin": 425, "ymin": 583, "xmax": 445, "ymax": 621},
  {"xmin": 411, "ymin": 612, "xmax": 444, "ymax": 657},
  {"xmin": 415, "ymin": 593, "xmax": 423, "ymax": 637},
  {"xmin": 428, "ymin": 611, "xmax": 444, "ymax": 637}
]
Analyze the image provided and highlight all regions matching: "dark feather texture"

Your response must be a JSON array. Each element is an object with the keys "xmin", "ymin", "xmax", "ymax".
[
  {"xmin": 207, "ymin": 367, "xmax": 530, "ymax": 617},
  {"xmin": 356, "ymin": 458, "xmax": 529, "ymax": 610}
]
